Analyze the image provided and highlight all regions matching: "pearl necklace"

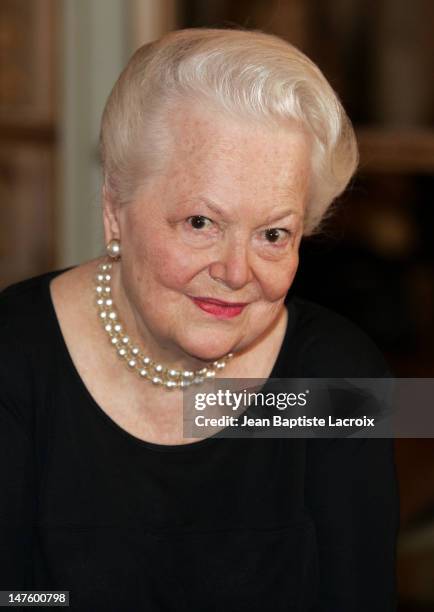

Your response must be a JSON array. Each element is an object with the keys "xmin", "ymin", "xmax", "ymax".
[{"xmin": 94, "ymin": 261, "xmax": 234, "ymax": 389}]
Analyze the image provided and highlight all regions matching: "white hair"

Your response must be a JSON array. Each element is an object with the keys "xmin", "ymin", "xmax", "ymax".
[{"xmin": 100, "ymin": 28, "xmax": 358, "ymax": 235}]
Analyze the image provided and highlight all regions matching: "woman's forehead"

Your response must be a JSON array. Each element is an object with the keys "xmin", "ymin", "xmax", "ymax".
[
  {"xmin": 161, "ymin": 108, "xmax": 310, "ymax": 195},
  {"xmin": 128, "ymin": 103, "xmax": 312, "ymax": 223},
  {"xmin": 166, "ymin": 102, "xmax": 309, "ymax": 159},
  {"xmin": 152, "ymin": 164, "xmax": 308, "ymax": 225}
]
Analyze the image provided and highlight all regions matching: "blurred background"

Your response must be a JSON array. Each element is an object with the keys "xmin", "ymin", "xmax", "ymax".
[{"xmin": 0, "ymin": 0, "xmax": 433, "ymax": 607}]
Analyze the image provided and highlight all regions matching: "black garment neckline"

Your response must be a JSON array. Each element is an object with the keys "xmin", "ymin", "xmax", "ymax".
[{"xmin": 44, "ymin": 267, "xmax": 296, "ymax": 454}]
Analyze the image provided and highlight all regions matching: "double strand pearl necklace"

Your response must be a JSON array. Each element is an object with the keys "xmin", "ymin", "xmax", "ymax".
[{"xmin": 95, "ymin": 261, "xmax": 234, "ymax": 389}]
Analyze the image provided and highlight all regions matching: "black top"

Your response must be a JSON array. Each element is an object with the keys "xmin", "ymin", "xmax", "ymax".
[{"xmin": 0, "ymin": 270, "xmax": 399, "ymax": 612}]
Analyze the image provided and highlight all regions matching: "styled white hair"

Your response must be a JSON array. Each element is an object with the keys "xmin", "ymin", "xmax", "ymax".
[{"xmin": 100, "ymin": 28, "xmax": 358, "ymax": 235}]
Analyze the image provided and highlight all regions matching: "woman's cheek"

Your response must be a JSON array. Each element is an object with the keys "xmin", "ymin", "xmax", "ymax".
[
  {"xmin": 258, "ymin": 252, "xmax": 299, "ymax": 302},
  {"xmin": 146, "ymin": 240, "xmax": 208, "ymax": 290},
  {"xmin": 285, "ymin": 253, "xmax": 300, "ymax": 292}
]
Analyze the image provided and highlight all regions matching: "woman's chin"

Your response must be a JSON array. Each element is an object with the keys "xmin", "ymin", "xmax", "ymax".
[{"xmin": 180, "ymin": 336, "xmax": 238, "ymax": 365}]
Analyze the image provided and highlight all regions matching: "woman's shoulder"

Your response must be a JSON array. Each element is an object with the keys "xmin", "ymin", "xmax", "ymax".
[
  {"xmin": 286, "ymin": 294, "xmax": 392, "ymax": 377},
  {"xmin": 0, "ymin": 260, "xmax": 97, "ymax": 335},
  {"xmin": 0, "ymin": 264, "xmax": 90, "ymax": 380},
  {"xmin": 0, "ymin": 268, "xmax": 71, "ymax": 341},
  {"xmin": 0, "ymin": 270, "xmax": 63, "ymax": 431},
  {"xmin": 0, "ymin": 261, "xmax": 98, "ymax": 429}
]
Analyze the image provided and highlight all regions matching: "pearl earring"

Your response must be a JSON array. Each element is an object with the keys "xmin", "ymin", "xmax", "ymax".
[{"xmin": 106, "ymin": 238, "xmax": 121, "ymax": 259}]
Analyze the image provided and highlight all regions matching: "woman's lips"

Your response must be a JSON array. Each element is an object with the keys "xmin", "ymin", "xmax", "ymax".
[{"xmin": 190, "ymin": 296, "xmax": 248, "ymax": 319}]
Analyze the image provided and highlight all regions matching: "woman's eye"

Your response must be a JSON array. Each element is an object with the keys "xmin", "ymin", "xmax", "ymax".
[
  {"xmin": 263, "ymin": 228, "xmax": 291, "ymax": 244},
  {"xmin": 187, "ymin": 215, "xmax": 214, "ymax": 230}
]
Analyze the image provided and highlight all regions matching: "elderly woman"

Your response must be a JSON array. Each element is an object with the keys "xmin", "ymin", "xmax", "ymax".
[{"xmin": 0, "ymin": 28, "xmax": 398, "ymax": 611}]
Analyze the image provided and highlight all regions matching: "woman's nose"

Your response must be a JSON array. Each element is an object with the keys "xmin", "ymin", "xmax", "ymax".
[{"xmin": 208, "ymin": 240, "xmax": 253, "ymax": 290}]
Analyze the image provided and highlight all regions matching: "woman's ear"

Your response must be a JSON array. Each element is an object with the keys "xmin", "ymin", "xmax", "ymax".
[{"xmin": 102, "ymin": 185, "xmax": 121, "ymax": 244}]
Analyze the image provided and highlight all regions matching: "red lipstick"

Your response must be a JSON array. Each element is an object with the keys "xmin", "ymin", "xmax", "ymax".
[{"xmin": 190, "ymin": 296, "xmax": 248, "ymax": 319}]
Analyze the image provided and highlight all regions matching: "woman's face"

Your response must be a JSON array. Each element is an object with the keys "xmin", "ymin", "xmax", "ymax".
[{"xmin": 104, "ymin": 104, "xmax": 311, "ymax": 364}]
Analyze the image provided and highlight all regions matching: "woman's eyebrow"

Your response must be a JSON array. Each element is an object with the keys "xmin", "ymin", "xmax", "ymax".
[
  {"xmin": 198, "ymin": 197, "xmax": 227, "ymax": 218},
  {"xmin": 263, "ymin": 208, "xmax": 300, "ymax": 224},
  {"xmin": 195, "ymin": 197, "xmax": 300, "ymax": 223},
  {"xmin": 176, "ymin": 196, "xmax": 227, "ymax": 217}
]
